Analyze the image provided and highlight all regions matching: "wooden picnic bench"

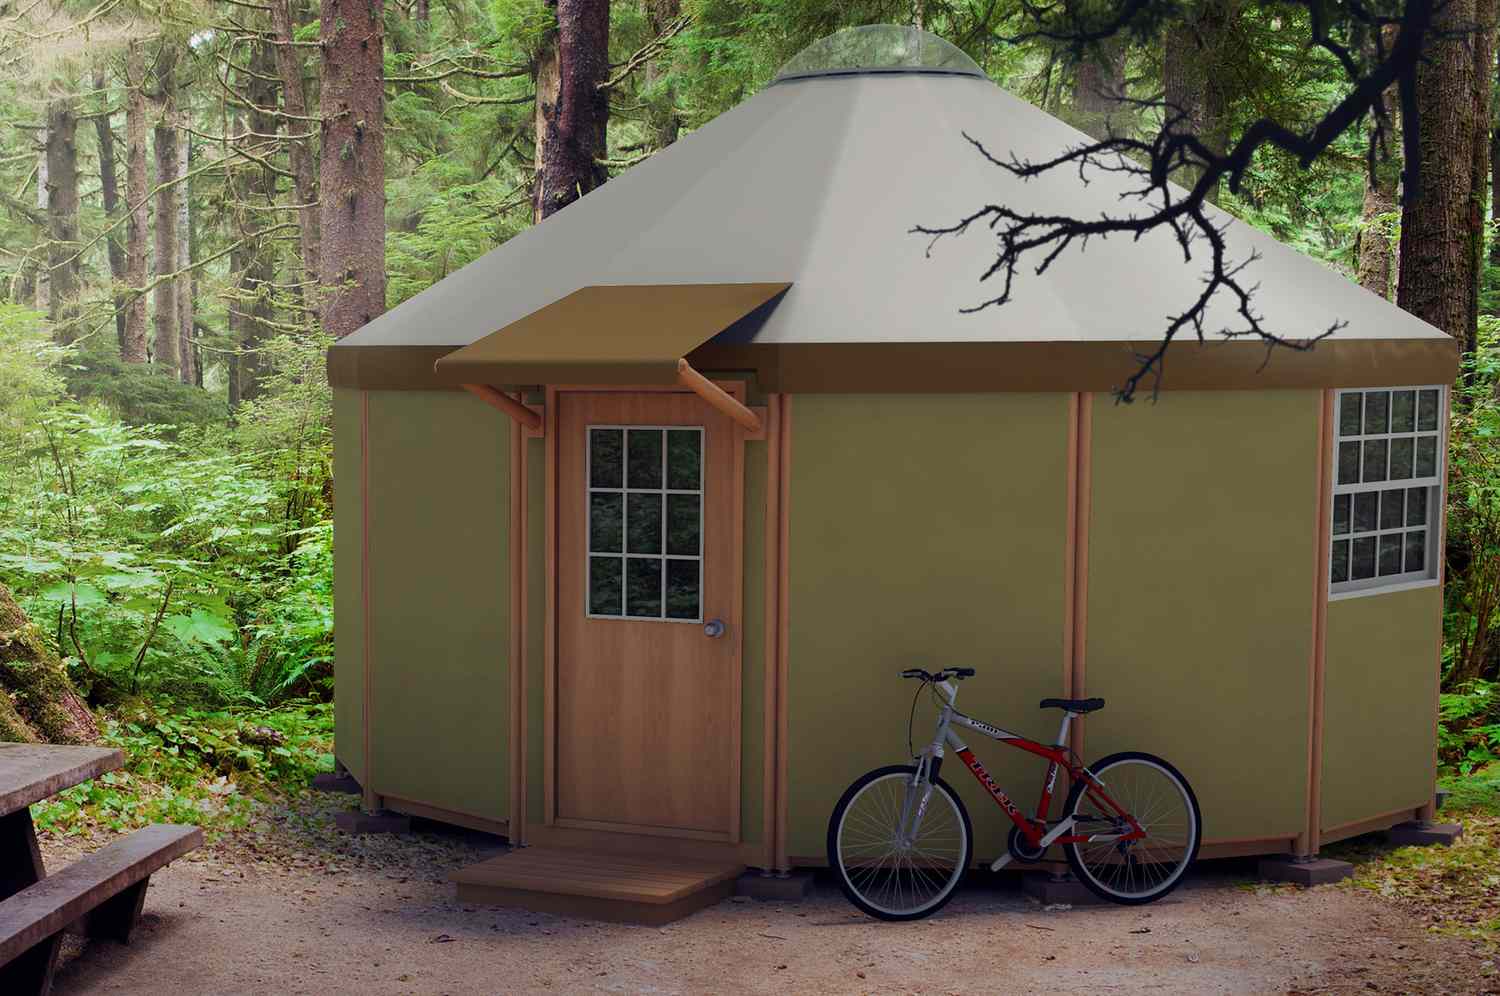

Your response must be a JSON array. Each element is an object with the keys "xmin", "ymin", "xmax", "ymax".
[{"xmin": 0, "ymin": 744, "xmax": 202, "ymax": 995}]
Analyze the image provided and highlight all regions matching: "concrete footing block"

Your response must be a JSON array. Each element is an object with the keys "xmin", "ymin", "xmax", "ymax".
[
  {"xmin": 735, "ymin": 872, "xmax": 813, "ymax": 901},
  {"xmin": 1385, "ymin": 821, "xmax": 1463, "ymax": 847},
  {"xmin": 1257, "ymin": 855, "xmax": 1353, "ymax": 886},
  {"xmin": 311, "ymin": 772, "xmax": 361, "ymax": 795},
  {"xmin": 1022, "ymin": 872, "xmax": 1106, "ymax": 906},
  {"xmin": 334, "ymin": 809, "xmax": 412, "ymax": 835}
]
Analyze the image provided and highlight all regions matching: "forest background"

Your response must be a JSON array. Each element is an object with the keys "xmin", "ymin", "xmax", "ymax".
[{"xmin": 0, "ymin": 0, "xmax": 1496, "ymax": 834}]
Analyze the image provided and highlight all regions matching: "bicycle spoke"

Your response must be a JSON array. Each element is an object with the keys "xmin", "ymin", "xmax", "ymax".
[
  {"xmin": 1065, "ymin": 756, "xmax": 1198, "ymax": 902},
  {"xmin": 834, "ymin": 771, "xmax": 968, "ymax": 919}
]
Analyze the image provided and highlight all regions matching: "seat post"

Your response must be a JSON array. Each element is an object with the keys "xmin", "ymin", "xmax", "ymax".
[{"xmin": 1055, "ymin": 711, "xmax": 1073, "ymax": 748}]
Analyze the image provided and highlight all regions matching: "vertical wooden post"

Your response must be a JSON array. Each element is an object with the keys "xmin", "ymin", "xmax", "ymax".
[
  {"xmin": 361, "ymin": 391, "xmax": 379, "ymax": 814},
  {"xmin": 773, "ymin": 395, "xmax": 792, "ymax": 874},
  {"xmin": 760, "ymin": 395, "xmax": 782, "ymax": 871},
  {"xmin": 1070, "ymin": 394, "xmax": 1093, "ymax": 767},
  {"xmin": 1300, "ymin": 389, "xmax": 1334, "ymax": 856}
]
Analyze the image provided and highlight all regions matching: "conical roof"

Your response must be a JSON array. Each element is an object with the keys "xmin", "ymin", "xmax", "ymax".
[{"xmin": 332, "ymin": 28, "xmax": 1453, "ymax": 392}]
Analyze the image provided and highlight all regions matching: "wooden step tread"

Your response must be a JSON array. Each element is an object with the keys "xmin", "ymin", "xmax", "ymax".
[
  {"xmin": 0, "ymin": 824, "xmax": 202, "ymax": 963},
  {"xmin": 451, "ymin": 848, "xmax": 742, "ymax": 905}
]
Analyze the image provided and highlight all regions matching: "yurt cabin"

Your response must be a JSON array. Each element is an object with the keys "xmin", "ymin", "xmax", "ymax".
[{"xmin": 328, "ymin": 27, "xmax": 1459, "ymax": 900}]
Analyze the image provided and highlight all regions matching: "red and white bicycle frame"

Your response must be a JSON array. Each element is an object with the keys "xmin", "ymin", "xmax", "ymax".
[{"xmin": 902, "ymin": 679, "xmax": 1146, "ymax": 871}]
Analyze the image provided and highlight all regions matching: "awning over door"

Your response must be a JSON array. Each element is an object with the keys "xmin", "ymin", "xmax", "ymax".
[{"xmin": 432, "ymin": 282, "xmax": 792, "ymax": 386}]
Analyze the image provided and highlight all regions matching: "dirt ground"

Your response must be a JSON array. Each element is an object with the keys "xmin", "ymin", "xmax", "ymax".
[{"xmin": 38, "ymin": 795, "xmax": 1499, "ymax": 995}]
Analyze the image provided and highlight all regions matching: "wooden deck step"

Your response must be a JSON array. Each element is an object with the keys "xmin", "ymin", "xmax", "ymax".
[{"xmin": 451, "ymin": 847, "xmax": 743, "ymax": 926}]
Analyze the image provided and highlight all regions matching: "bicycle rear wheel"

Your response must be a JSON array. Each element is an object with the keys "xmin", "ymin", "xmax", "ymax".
[
  {"xmin": 1061, "ymin": 751, "xmax": 1201, "ymax": 905},
  {"xmin": 827, "ymin": 764, "xmax": 972, "ymax": 921}
]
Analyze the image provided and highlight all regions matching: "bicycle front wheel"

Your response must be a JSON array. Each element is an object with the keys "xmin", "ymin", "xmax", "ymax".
[
  {"xmin": 827, "ymin": 764, "xmax": 972, "ymax": 921},
  {"xmin": 1062, "ymin": 751, "xmax": 1202, "ymax": 905}
]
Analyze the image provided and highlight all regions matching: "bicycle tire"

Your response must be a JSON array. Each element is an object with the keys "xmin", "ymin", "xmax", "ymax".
[
  {"xmin": 827, "ymin": 764, "xmax": 973, "ymax": 921},
  {"xmin": 1061, "ymin": 751, "xmax": 1202, "ymax": 905}
]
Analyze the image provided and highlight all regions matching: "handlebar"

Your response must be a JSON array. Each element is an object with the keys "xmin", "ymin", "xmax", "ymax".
[{"xmin": 899, "ymin": 667, "xmax": 976, "ymax": 682}]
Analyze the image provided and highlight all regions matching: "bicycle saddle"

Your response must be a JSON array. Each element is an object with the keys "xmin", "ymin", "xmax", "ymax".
[{"xmin": 1039, "ymin": 697, "xmax": 1105, "ymax": 713}]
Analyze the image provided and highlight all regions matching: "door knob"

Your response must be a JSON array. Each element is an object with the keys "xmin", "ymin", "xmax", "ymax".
[{"xmin": 703, "ymin": 619, "xmax": 726, "ymax": 638}]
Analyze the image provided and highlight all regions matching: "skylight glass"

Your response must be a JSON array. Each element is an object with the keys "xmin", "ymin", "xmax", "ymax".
[{"xmin": 773, "ymin": 25, "xmax": 986, "ymax": 82}]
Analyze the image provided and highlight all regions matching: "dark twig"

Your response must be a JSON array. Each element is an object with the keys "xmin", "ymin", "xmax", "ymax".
[
  {"xmin": 131, "ymin": 577, "xmax": 173, "ymax": 695},
  {"xmin": 918, "ymin": 0, "xmax": 1437, "ymax": 401}
]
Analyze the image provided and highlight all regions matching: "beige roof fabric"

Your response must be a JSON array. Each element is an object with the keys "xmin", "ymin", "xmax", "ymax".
[
  {"xmin": 331, "ymin": 62, "xmax": 1450, "ymax": 389},
  {"xmin": 432, "ymin": 283, "xmax": 790, "ymax": 385}
]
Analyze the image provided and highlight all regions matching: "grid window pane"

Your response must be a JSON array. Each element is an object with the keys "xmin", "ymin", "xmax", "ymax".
[
  {"xmin": 1391, "ymin": 390, "xmax": 1416, "ymax": 432},
  {"xmin": 1405, "ymin": 530, "xmax": 1427, "ymax": 573},
  {"xmin": 1331, "ymin": 540, "xmax": 1350, "ymax": 583},
  {"xmin": 626, "ymin": 557, "xmax": 662, "ymax": 617},
  {"xmin": 1378, "ymin": 534, "xmax": 1403, "ymax": 576},
  {"xmin": 1339, "ymin": 393, "xmax": 1363, "ymax": 436},
  {"xmin": 666, "ymin": 494, "xmax": 700, "ymax": 556},
  {"xmin": 1352, "ymin": 536, "xmax": 1377, "ymax": 580},
  {"xmin": 627, "ymin": 429, "xmax": 663, "ymax": 489},
  {"xmin": 1389, "ymin": 437, "xmax": 1414, "ymax": 480},
  {"xmin": 590, "ymin": 493, "xmax": 623, "ymax": 553},
  {"xmin": 1332, "ymin": 494, "xmax": 1350, "ymax": 536},
  {"xmin": 590, "ymin": 429, "xmax": 623, "ymax": 488},
  {"xmin": 1338, "ymin": 441, "xmax": 1361, "ymax": 485},
  {"xmin": 1379, "ymin": 488, "xmax": 1404, "ymax": 531},
  {"xmin": 1415, "ymin": 436, "xmax": 1437, "ymax": 478},
  {"xmin": 1353, "ymin": 491, "xmax": 1378, "ymax": 533},
  {"xmin": 1418, "ymin": 389, "xmax": 1439, "ymax": 431},
  {"xmin": 665, "ymin": 559, "xmax": 700, "ymax": 620},
  {"xmin": 626, "ymin": 493, "xmax": 662, "ymax": 554},
  {"xmin": 1362, "ymin": 439, "xmax": 1389, "ymax": 482},
  {"xmin": 1364, "ymin": 391, "xmax": 1390, "ymax": 434},
  {"xmin": 667, "ymin": 430, "xmax": 701, "ymax": 490},
  {"xmin": 1406, "ymin": 487, "xmax": 1427, "ymax": 526},
  {"xmin": 589, "ymin": 557, "xmax": 623, "ymax": 615}
]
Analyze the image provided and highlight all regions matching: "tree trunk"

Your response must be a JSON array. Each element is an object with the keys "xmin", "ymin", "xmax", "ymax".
[
  {"xmin": 532, "ymin": 27, "xmax": 560, "ymax": 223},
  {"xmin": 1073, "ymin": 40, "xmax": 1128, "ymax": 141},
  {"xmin": 1356, "ymin": 28, "xmax": 1402, "ymax": 300},
  {"xmin": 92, "ymin": 68, "xmax": 128, "ymax": 352},
  {"xmin": 151, "ymin": 53, "xmax": 180, "ymax": 378},
  {"xmin": 1162, "ymin": 5, "xmax": 1231, "ymax": 203},
  {"xmin": 319, "ymin": 0, "xmax": 387, "ymax": 338},
  {"xmin": 1398, "ymin": 0, "xmax": 1477, "ymax": 344},
  {"xmin": 122, "ymin": 42, "xmax": 149, "ymax": 364},
  {"xmin": 271, "ymin": 0, "xmax": 321, "ymax": 297},
  {"xmin": 34, "ymin": 125, "xmax": 48, "ymax": 314},
  {"xmin": 1467, "ymin": 0, "xmax": 1495, "ymax": 336},
  {"xmin": 44, "ymin": 100, "xmax": 81, "ymax": 341},
  {"xmin": 177, "ymin": 129, "xmax": 196, "ymax": 385},
  {"xmin": 533, "ymin": 0, "xmax": 609, "ymax": 221},
  {"xmin": 643, "ymin": 0, "xmax": 681, "ymax": 151},
  {"xmin": 234, "ymin": 47, "xmax": 282, "ymax": 404},
  {"xmin": 0, "ymin": 582, "xmax": 98, "ymax": 745}
]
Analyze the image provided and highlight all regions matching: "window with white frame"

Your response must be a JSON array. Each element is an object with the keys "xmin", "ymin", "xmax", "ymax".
[
  {"xmin": 585, "ymin": 425, "xmax": 704, "ymax": 621},
  {"xmin": 1330, "ymin": 386, "xmax": 1444, "ymax": 595}
]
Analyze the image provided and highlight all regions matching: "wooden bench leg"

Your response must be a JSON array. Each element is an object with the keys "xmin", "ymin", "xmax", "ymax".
[
  {"xmin": 81, "ymin": 878, "xmax": 149, "ymax": 944},
  {"xmin": 0, "ymin": 808, "xmax": 45, "ymax": 901},
  {"xmin": 0, "ymin": 932, "xmax": 62, "ymax": 996}
]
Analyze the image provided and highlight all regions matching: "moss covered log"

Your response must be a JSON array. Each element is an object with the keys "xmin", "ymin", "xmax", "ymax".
[{"xmin": 0, "ymin": 581, "xmax": 98, "ymax": 743}]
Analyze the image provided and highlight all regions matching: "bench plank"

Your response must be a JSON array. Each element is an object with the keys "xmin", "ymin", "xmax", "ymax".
[
  {"xmin": 0, "ymin": 823, "xmax": 201, "ymax": 966},
  {"xmin": 0, "ymin": 746, "xmax": 123, "ymax": 819}
]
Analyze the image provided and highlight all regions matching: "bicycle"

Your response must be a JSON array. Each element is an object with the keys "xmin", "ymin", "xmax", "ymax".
[{"xmin": 827, "ymin": 667, "xmax": 1202, "ymax": 920}]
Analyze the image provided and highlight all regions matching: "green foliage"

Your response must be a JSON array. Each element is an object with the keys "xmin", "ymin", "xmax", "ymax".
[
  {"xmin": 32, "ymin": 698, "xmax": 334, "ymax": 835},
  {"xmin": 64, "ymin": 339, "xmax": 226, "ymax": 430},
  {"xmin": 1440, "ymin": 679, "xmax": 1500, "ymax": 775}
]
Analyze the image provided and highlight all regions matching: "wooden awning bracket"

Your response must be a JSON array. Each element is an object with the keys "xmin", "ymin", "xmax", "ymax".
[
  {"xmin": 677, "ymin": 359, "xmax": 762, "ymax": 433},
  {"xmin": 462, "ymin": 383, "xmax": 543, "ymax": 433}
]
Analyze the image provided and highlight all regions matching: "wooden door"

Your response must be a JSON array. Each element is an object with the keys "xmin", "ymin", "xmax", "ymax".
[{"xmin": 555, "ymin": 391, "xmax": 740, "ymax": 839}]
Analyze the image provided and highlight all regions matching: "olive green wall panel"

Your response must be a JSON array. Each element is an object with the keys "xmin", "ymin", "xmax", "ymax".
[
  {"xmin": 332, "ymin": 388, "xmax": 366, "ymax": 784},
  {"xmin": 366, "ymin": 391, "xmax": 510, "ymax": 821},
  {"xmin": 526, "ymin": 436, "xmax": 545, "ymax": 827},
  {"xmin": 1321, "ymin": 586, "xmax": 1440, "ymax": 832},
  {"xmin": 785, "ymin": 394, "xmax": 1071, "ymax": 861},
  {"xmin": 1086, "ymin": 390, "xmax": 1317, "ymax": 843}
]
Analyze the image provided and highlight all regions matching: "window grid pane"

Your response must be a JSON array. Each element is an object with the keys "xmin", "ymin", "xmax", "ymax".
[
  {"xmin": 1330, "ymin": 387, "xmax": 1443, "ymax": 594},
  {"xmin": 586, "ymin": 425, "xmax": 704, "ymax": 622}
]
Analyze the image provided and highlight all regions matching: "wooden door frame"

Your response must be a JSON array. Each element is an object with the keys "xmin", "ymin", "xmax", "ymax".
[{"xmin": 539, "ymin": 382, "xmax": 763, "ymax": 853}]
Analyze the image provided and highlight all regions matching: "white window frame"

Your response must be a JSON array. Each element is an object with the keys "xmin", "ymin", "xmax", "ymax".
[
  {"xmin": 584, "ymin": 424, "xmax": 705, "ymax": 623},
  {"xmin": 1328, "ymin": 385, "xmax": 1445, "ymax": 599}
]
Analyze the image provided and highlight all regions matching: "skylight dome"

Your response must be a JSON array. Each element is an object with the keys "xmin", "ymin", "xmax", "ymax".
[{"xmin": 773, "ymin": 25, "xmax": 986, "ymax": 82}]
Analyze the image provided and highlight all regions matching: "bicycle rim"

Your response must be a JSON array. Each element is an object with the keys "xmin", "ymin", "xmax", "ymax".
[
  {"xmin": 1066, "ymin": 756, "xmax": 1198, "ymax": 902},
  {"xmin": 834, "ymin": 772, "xmax": 968, "ymax": 918}
]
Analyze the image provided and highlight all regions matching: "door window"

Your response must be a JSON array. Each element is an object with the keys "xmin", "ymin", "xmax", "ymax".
[{"xmin": 587, "ymin": 426, "xmax": 703, "ymax": 621}]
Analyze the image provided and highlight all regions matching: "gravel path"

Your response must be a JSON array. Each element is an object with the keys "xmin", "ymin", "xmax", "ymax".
[{"xmin": 37, "ymin": 795, "xmax": 1499, "ymax": 995}]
